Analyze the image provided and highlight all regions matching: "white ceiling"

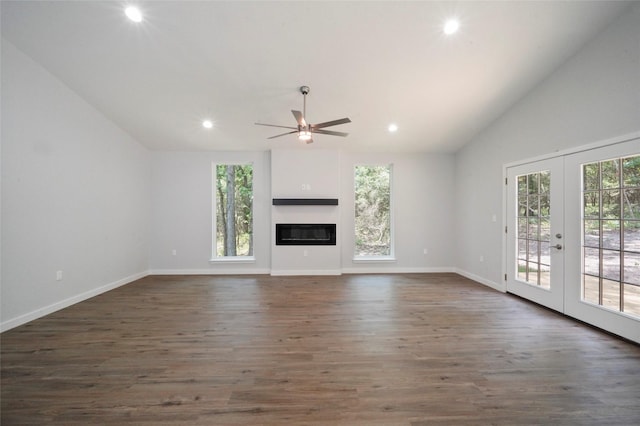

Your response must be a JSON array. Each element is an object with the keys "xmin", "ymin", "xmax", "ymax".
[{"xmin": 1, "ymin": 1, "xmax": 631, "ymax": 153}]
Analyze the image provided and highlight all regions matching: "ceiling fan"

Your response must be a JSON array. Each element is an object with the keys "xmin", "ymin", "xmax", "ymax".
[{"xmin": 255, "ymin": 86, "xmax": 351, "ymax": 144}]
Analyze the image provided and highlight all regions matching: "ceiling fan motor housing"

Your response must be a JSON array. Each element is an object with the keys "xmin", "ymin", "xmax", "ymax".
[{"xmin": 300, "ymin": 86, "xmax": 310, "ymax": 95}]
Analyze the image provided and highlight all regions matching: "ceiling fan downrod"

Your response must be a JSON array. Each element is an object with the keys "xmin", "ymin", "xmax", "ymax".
[{"xmin": 300, "ymin": 86, "xmax": 309, "ymax": 128}]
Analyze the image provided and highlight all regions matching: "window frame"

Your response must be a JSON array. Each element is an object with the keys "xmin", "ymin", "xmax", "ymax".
[
  {"xmin": 352, "ymin": 163, "xmax": 395, "ymax": 262},
  {"xmin": 210, "ymin": 162, "xmax": 255, "ymax": 262}
]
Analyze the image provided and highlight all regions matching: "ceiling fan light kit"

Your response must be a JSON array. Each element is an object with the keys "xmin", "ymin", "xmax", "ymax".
[
  {"xmin": 298, "ymin": 130, "xmax": 312, "ymax": 143},
  {"xmin": 255, "ymin": 86, "xmax": 351, "ymax": 144}
]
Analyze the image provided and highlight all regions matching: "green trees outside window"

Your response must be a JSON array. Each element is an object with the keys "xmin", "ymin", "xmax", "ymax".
[
  {"xmin": 215, "ymin": 164, "xmax": 253, "ymax": 257},
  {"xmin": 354, "ymin": 165, "xmax": 392, "ymax": 256}
]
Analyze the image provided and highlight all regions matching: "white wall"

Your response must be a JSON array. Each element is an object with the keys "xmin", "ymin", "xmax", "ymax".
[
  {"xmin": 149, "ymin": 149, "xmax": 456, "ymax": 275},
  {"xmin": 1, "ymin": 39, "xmax": 150, "ymax": 331},
  {"xmin": 454, "ymin": 3, "xmax": 640, "ymax": 289},
  {"xmin": 342, "ymin": 152, "xmax": 456, "ymax": 273},
  {"xmin": 148, "ymin": 150, "xmax": 271, "ymax": 274}
]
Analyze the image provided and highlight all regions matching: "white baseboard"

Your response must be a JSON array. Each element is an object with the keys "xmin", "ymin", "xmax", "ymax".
[
  {"xmin": 270, "ymin": 269, "xmax": 342, "ymax": 276},
  {"xmin": 1, "ymin": 270, "xmax": 148, "ymax": 333},
  {"xmin": 149, "ymin": 268, "xmax": 271, "ymax": 275},
  {"xmin": 454, "ymin": 268, "xmax": 506, "ymax": 292},
  {"xmin": 342, "ymin": 266, "xmax": 455, "ymax": 274}
]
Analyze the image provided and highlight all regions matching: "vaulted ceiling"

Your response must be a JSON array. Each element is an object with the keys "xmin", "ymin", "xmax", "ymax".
[{"xmin": 1, "ymin": 1, "xmax": 631, "ymax": 152}]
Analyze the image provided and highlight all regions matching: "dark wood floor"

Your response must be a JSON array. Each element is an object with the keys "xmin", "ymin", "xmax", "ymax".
[{"xmin": 2, "ymin": 273, "xmax": 639, "ymax": 425}]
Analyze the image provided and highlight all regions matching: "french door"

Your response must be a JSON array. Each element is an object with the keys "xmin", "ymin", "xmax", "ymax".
[
  {"xmin": 506, "ymin": 138, "xmax": 640, "ymax": 343},
  {"xmin": 506, "ymin": 157, "xmax": 565, "ymax": 312},
  {"xmin": 564, "ymin": 140, "xmax": 640, "ymax": 342}
]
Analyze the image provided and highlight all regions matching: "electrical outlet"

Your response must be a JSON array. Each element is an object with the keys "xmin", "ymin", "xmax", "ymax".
[
  {"xmin": 172, "ymin": 249, "xmax": 177, "ymax": 256},
  {"xmin": 56, "ymin": 271, "xmax": 63, "ymax": 281},
  {"xmin": 479, "ymin": 256, "xmax": 484, "ymax": 262},
  {"xmin": 303, "ymin": 249, "xmax": 309, "ymax": 257},
  {"xmin": 423, "ymin": 248, "xmax": 428, "ymax": 255}
]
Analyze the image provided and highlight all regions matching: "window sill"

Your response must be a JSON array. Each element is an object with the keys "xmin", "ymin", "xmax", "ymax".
[
  {"xmin": 352, "ymin": 256, "xmax": 396, "ymax": 263},
  {"xmin": 209, "ymin": 256, "xmax": 256, "ymax": 263}
]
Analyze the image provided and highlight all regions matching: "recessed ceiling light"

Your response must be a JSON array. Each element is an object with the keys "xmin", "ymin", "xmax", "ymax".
[
  {"xmin": 202, "ymin": 120, "xmax": 213, "ymax": 129},
  {"xmin": 443, "ymin": 18, "xmax": 460, "ymax": 35},
  {"xmin": 125, "ymin": 6, "xmax": 143, "ymax": 23},
  {"xmin": 388, "ymin": 123, "xmax": 398, "ymax": 133}
]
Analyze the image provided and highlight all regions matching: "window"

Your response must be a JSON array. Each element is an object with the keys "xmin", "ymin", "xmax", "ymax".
[
  {"xmin": 516, "ymin": 170, "xmax": 552, "ymax": 289},
  {"xmin": 582, "ymin": 154, "xmax": 640, "ymax": 317},
  {"xmin": 354, "ymin": 164, "xmax": 392, "ymax": 257},
  {"xmin": 213, "ymin": 164, "xmax": 253, "ymax": 259}
]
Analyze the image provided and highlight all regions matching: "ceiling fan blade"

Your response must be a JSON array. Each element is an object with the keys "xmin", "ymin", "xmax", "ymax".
[
  {"xmin": 267, "ymin": 130, "xmax": 298, "ymax": 139},
  {"xmin": 255, "ymin": 123, "xmax": 298, "ymax": 130},
  {"xmin": 312, "ymin": 129, "xmax": 349, "ymax": 137},
  {"xmin": 291, "ymin": 110, "xmax": 307, "ymax": 127},
  {"xmin": 311, "ymin": 117, "xmax": 351, "ymax": 129}
]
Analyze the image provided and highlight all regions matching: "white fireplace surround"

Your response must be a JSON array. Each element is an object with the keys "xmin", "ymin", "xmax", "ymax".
[{"xmin": 270, "ymin": 149, "xmax": 343, "ymax": 275}]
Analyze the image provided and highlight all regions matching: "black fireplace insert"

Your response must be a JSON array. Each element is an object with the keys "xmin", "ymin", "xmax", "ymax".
[{"xmin": 275, "ymin": 224, "xmax": 336, "ymax": 245}]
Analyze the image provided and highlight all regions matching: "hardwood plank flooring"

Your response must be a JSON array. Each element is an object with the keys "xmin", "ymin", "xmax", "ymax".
[{"xmin": 2, "ymin": 273, "xmax": 640, "ymax": 425}]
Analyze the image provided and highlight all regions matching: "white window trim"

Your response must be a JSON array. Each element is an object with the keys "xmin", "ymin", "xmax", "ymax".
[
  {"xmin": 352, "ymin": 256, "xmax": 397, "ymax": 263},
  {"xmin": 209, "ymin": 256, "xmax": 256, "ymax": 263},
  {"xmin": 353, "ymin": 163, "xmax": 395, "ymax": 260},
  {"xmin": 211, "ymin": 162, "xmax": 255, "ymax": 261}
]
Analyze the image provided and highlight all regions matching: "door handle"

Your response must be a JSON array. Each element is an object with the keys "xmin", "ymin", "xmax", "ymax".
[{"xmin": 553, "ymin": 244, "xmax": 563, "ymax": 250}]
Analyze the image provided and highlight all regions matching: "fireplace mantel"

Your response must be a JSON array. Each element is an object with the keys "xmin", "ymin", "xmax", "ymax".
[{"xmin": 272, "ymin": 198, "xmax": 339, "ymax": 206}]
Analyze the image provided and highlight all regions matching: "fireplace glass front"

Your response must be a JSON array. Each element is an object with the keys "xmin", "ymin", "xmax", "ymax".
[{"xmin": 275, "ymin": 224, "xmax": 336, "ymax": 246}]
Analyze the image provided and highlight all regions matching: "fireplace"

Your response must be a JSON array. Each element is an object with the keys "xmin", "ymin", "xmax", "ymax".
[{"xmin": 275, "ymin": 224, "xmax": 336, "ymax": 246}]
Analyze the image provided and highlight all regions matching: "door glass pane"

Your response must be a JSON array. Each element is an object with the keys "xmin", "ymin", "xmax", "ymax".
[
  {"xmin": 518, "ymin": 175, "xmax": 527, "ymax": 194},
  {"xmin": 581, "ymin": 154, "xmax": 640, "ymax": 318},
  {"xmin": 584, "ymin": 192, "xmax": 599, "ymax": 218},
  {"xmin": 518, "ymin": 239, "xmax": 527, "ymax": 259},
  {"xmin": 584, "ymin": 220, "xmax": 600, "ymax": 248},
  {"xmin": 601, "ymin": 160, "xmax": 619, "ymax": 189},
  {"xmin": 624, "ymin": 284, "xmax": 640, "ymax": 317},
  {"xmin": 528, "ymin": 173, "xmax": 539, "ymax": 194},
  {"xmin": 539, "ymin": 195, "xmax": 550, "ymax": 216},
  {"xmin": 623, "ymin": 189, "xmax": 640, "ymax": 218},
  {"xmin": 624, "ymin": 252, "xmax": 640, "ymax": 285},
  {"xmin": 528, "ymin": 195, "xmax": 539, "ymax": 216},
  {"xmin": 539, "ymin": 171, "xmax": 550, "ymax": 194},
  {"xmin": 602, "ymin": 279, "xmax": 621, "ymax": 310},
  {"xmin": 528, "ymin": 217, "xmax": 540, "ymax": 240},
  {"xmin": 602, "ymin": 220, "xmax": 620, "ymax": 250},
  {"xmin": 583, "ymin": 275, "xmax": 600, "ymax": 305},
  {"xmin": 528, "ymin": 240, "xmax": 539, "ymax": 264},
  {"xmin": 624, "ymin": 221, "xmax": 640, "ymax": 251},
  {"xmin": 584, "ymin": 163, "xmax": 600, "ymax": 190},
  {"xmin": 602, "ymin": 190, "xmax": 620, "ymax": 219},
  {"xmin": 517, "ymin": 260, "xmax": 527, "ymax": 281},
  {"xmin": 518, "ymin": 218, "xmax": 527, "ymax": 238},
  {"xmin": 623, "ymin": 156, "xmax": 640, "ymax": 187},
  {"xmin": 515, "ymin": 171, "xmax": 551, "ymax": 289},
  {"xmin": 602, "ymin": 250, "xmax": 620, "ymax": 281},
  {"xmin": 540, "ymin": 218, "xmax": 551, "ymax": 241}
]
